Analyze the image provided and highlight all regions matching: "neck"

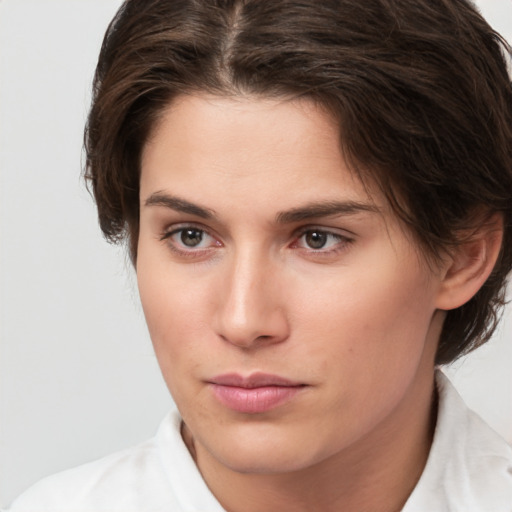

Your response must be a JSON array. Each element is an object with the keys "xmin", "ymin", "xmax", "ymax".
[{"xmin": 184, "ymin": 370, "xmax": 437, "ymax": 512}]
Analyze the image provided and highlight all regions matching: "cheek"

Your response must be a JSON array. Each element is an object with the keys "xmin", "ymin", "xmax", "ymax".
[
  {"xmin": 138, "ymin": 270, "xmax": 210, "ymax": 408},
  {"xmin": 136, "ymin": 248, "xmax": 210, "ymax": 367},
  {"xmin": 298, "ymin": 262, "xmax": 437, "ymax": 379},
  {"xmin": 295, "ymin": 271, "xmax": 436, "ymax": 436},
  {"xmin": 302, "ymin": 262, "xmax": 431, "ymax": 333}
]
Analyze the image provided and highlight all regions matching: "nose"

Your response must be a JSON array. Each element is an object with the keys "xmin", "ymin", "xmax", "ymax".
[{"xmin": 213, "ymin": 250, "xmax": 289, "ymax": 349}]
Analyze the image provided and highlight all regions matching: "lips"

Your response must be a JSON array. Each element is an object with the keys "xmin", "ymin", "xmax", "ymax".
[{"xmin": 207, "ymin": 373, "xmax": 306, "ymax": 414}]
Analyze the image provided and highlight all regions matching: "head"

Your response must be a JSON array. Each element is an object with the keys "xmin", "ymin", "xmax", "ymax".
[{"xmin": 83, "ymin": 0, "xmax": 512, "ymax": 487}]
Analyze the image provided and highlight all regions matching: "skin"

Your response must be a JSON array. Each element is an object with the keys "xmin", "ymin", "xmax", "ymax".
[{"xmin": 136, "ymin": 94, "xmax": 462, "ymax": 512}]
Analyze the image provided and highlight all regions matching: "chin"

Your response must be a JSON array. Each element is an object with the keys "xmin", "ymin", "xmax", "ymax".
[
  {"xmin": 218, "ymin": 448, "xmax": 319, "ymax": 475},
  {"xmin": 196, "ymin": 421, "xmax": 332, "ymax": 475}
]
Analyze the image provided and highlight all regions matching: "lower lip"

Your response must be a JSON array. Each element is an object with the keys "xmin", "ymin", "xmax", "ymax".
[{"xmin": 209, "ymin": 384, "xmax": 304, "ymax": 414}]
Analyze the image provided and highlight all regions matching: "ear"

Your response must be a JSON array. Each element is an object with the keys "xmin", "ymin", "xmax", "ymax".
[{"xmin": 435, "ymin": 213, "xmax": 503, "ymax": 311}]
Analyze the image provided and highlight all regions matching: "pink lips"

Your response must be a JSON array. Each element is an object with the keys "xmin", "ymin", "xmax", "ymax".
[{"xmin": 207, "ymin": 373, "xmax": 305, "ymax": 414}]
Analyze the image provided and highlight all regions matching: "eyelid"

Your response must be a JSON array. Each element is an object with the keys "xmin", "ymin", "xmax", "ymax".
[
  {"xmin": 293, "ymin": 224, "xmax": 355, "ymax": 240},
  {"xmin": 160, "ymin": 221, "xmax": 213, "ymax": 240},
  {"xmin": 291, "ymin": 225, "xmax": 355, "ymax": 253},
  {"xmin": 159, "ymin": 223, "xmax": 222, "ymax": 257}
]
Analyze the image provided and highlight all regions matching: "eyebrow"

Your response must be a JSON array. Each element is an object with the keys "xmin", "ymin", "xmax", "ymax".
[
  {"xmin": 144, "ymin": 192, "xmax": 379, "ymax": 223},
  {"xmin": 144, "ymin": 192, "xmax": 215, "ymax": 219},
  {"xmin": 275, "ymin": 201, "xmax": 380, "ymax": 224}
]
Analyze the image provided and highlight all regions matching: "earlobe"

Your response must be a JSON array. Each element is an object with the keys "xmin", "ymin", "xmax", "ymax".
[{"xmin": 435, "ymin": 213, "xmax": 503, "ymax": 311}]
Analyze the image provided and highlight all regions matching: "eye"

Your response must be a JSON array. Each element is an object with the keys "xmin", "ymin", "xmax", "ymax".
[
  {"xmin": 303, "ymin": 230, "xmax": 330, "ymax": 249},
  {"xmin": 178, "ymin": 228, "xmax": 206, "ymax": 248},
  {"xmin": 295, "ymin": 229, "xmax": 349, "ymax": 252},
  {"xmin": 161, "ymin": 225, "xmax": 220, "ymax": 254}
]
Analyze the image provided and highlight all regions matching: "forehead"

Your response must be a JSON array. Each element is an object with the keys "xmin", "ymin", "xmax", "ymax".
[{"xmin": 141, "ymin": 94, "xmax": 383, "ymax": 210}]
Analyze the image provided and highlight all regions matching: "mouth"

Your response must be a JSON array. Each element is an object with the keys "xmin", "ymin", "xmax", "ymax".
[{"xmin": 207, "ymin": 372, "xmax": 307, "ymax": 414}]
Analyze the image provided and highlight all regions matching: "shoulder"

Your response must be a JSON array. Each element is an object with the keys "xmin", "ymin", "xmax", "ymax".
[
  {"xmin": 404, "ymin": 371, "xmax": 512, "ymax": 512},
  {"xmin": 8, "ymin": 412, "xmax": 183, "ymax": 512}
]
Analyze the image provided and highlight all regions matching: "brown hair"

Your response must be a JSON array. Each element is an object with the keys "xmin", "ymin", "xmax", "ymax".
[{"xmin": 84, "ymin": 0, "xmax": 512, "ymax": 364}]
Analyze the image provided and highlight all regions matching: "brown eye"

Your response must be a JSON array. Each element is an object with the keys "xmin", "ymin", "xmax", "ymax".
[
  {"xmin": 180, "ymin": 228, "xmax": 204, "ymax": 247},
  {"xmin": 294, "ymin": 229, "xmax": 350, "ymax": 254},
  {"xmin": 163, "ymin": 226, "xmax": 221, "ymax": 254},
  {"xmin": 304, "ymin": 230, "xmax": 328, "ymax": 249}
]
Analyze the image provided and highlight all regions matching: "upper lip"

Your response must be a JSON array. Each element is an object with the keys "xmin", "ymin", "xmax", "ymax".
[{"xmin": 208, "ymin": 372, "xmax": 304, "ymax": 388}]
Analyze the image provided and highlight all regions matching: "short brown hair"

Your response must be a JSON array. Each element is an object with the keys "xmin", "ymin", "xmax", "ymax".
[{"xmin": 84, "ymin": 0, "xmax": 512, "ymax": 364}]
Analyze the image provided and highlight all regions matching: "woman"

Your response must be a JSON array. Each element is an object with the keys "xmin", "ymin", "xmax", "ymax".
[{"xmin": 9, "ymin": 0, "xmax": 512, "ymax": 510}]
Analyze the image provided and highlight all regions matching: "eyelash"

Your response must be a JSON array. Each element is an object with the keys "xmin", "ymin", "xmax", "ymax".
[
  {"xmin": 292, "ymin": 227, "xmax": 353, "ymax": 256},
  {"xmin": 159, "ymin": 225, "xmax": 353, "ymax": 258},
  {"xmin": 159, "ymin": 224, "xmax": 220, "ymax": 258}
]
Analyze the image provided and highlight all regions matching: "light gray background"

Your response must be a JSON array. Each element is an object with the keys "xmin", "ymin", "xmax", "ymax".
[{"xmin": 1, "ymin": 0, "xmax": 511, "ymax": 506}]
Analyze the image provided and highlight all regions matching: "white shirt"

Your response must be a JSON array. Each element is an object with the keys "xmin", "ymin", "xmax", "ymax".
[{"xmin": 8, "ymin": 372, "xmax": 512, "ymax": 512}]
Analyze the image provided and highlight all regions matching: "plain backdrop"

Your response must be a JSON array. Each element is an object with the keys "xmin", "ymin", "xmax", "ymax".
[{"xmin": 1, "ymin": 0, "xmax": 511, "ymax": 506}]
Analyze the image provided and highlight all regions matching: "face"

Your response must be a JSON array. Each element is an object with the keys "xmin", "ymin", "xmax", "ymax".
[{"xmin": 137, "ymin": 94, "xmax": 445, "ymax": 475}]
